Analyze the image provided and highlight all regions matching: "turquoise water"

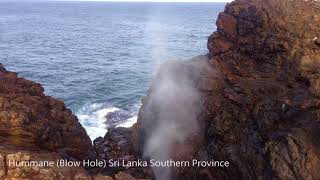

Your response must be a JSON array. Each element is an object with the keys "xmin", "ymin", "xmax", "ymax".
[{"xmin": 0, "ymin": 1, "xmax": 224, "ymax": 139}]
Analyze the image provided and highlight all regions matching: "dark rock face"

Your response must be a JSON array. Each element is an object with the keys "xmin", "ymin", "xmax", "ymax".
[
  {"xmin": 94, "ymin": 127, "xmax": 153, "ymax": 179},
  {"xmin": 0, "ymin": 64, "xmax": 7, "ymax": 73},
  {"xmin": 94, "ymin": 128, "xmax": 136, "ymax": 160},
  {"xmin": 206, "ymin": 1, "xmax": 320, "ymax": 179},
  {"xmin": 0, "ymin": 64, "xmax": 120, "ymax": 179},
  {"xmin": 136, "ymin": 0, "xmax": 320, "ymax": 179},
  {"xmin": 0, "ymin": 64, "xmax": 93, "ymax": 160}
]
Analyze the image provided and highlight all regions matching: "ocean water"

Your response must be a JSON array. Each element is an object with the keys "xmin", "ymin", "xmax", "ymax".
[{"xmin": 0, "ymin": 1, "xmax": 224, "ymax": 140}]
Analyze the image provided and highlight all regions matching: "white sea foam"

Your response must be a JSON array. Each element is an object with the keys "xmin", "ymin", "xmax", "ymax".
[
  {"xmin": 116, "ymin": 115, "xmax": 138, "ymax": 128},
  {"xmin": 76, "ymin": 103, "xmax": 139, "ymax": 140},
  {"xmin": 76, "ymin": 103, "xmax": 120, "ymax": 140}
]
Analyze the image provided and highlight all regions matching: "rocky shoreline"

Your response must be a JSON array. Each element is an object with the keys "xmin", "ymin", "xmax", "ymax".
[{"xmin": 1, "ymin": 0, "xmax": 320, "ymax": 179}]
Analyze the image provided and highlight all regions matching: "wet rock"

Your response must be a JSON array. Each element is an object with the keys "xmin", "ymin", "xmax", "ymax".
[
  {"xmin": 94, "ymin": 128, "xmax": 135, "ymax": 161},
  {"xmin": 105, "ymin": 110, "xmax": 132, "ymax": 128},
  {"xmin": 0, "ymin": 64, "xmax": 7, "ymax": 73}
]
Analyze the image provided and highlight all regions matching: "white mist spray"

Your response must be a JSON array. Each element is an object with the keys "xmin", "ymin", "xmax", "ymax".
[{"xmin": 144, "ymin": 61, "xmax": 200, "ymax": 180}]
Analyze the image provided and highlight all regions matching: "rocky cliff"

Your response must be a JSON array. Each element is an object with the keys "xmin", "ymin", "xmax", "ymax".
[
  {"xmin": 0, "ymin": 64, "xmax": 92, "ymax": 160},
  {"xmin": 0, "ymin": 65, "xmax": 147, "ymax": 179},
  {"xmin": 135, "ymin": 0, "xmax": 320, "ymax": 179},
  {"xmin": 1, "ymin": 0, "xmax": 320, "ymax": 180},
  {"xmin": 0, "ymin": 64, "xmax": 115, "ymax": 179}
]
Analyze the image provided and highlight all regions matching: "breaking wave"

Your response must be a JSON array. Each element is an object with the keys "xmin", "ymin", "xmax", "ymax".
[{"xmin": 76, "ymin": 103, "xmax": 139, "ymax": 140}]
